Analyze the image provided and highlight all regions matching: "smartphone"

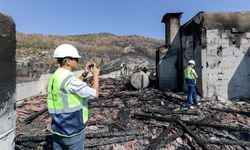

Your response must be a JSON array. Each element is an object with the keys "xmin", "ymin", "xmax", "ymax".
[{"xmin": 88, "ymin": 64, "xmax": 94, "ymax": 70}]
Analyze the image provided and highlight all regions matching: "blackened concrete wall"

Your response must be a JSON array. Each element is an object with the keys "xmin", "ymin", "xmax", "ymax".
[
  {"xmin": 0, "ymin": 13, "xmax": 16, "ymax": 149},
  {"xmin": 204, "ymin": 29, "xmax": 250, "ymax": 100},
  {"xmin": 201, "ymin": 12, "xmax": 250, "ymax": 100}
]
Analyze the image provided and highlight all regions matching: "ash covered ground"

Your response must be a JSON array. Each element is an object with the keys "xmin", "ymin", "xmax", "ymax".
[{"xmin": 16, "ymin": 77, "xmax": 250, "ymax": 150}]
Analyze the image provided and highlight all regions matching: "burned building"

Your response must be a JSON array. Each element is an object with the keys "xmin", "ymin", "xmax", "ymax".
[{"xmin": 157, "ymin": 11, "xmax": 250, "ymax": 100}]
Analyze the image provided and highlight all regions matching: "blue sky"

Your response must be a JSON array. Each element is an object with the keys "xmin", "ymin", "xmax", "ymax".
[{"xmin": 0, "ymin": 0, "xmax": 249, "ymax": 40}]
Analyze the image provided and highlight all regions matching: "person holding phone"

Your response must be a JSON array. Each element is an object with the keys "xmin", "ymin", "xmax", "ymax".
[{"xmin": 47, "ymin": 44, "xmax": 99, "ymax": 150}]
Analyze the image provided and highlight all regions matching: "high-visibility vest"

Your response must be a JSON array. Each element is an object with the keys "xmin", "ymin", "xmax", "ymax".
[
  {"xmin": 184, "ymin": 66, "xmax": 196, "ymax": 79},
  {"xmin": 184, "ymin": 66, "xmax": 197, "ymax": 86},
  {"xmin": 47, "ymin": 68, "xmax": 88, "ymax": 137},
  {"xmin": 120, "ymin": 67, "xmax": 126, "ymax": 76}
]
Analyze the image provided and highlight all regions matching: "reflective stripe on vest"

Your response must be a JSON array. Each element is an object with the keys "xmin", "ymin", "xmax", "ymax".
[{"xmin": 47, "ymin": 69, "xmax": 88, "ymax": 123}]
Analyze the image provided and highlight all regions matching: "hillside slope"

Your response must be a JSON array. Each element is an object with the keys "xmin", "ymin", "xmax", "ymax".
[{"xmin": 16, "ymin": 32, "xmax": 164, "ymax": 82}]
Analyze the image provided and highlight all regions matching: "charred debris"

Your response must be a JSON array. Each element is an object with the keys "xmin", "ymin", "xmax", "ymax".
[{"xmin": 16, "ymin": 71, "xmax": 250, "ymax": 150}]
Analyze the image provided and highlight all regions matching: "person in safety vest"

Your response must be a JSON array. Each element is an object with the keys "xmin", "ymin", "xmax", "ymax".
[
  {"xmin": 47, "ymin": 44, "xmax": 99, "ymax": 150},
  {"xmin": 120, "ymin": 63, "xmax": 127, "ymax": 77},
  {"xmin": 184, "ymin": 60, "xmax": 200, "ymax": 109}
]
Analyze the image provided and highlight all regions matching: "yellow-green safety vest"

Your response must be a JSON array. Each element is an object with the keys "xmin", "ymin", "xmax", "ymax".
[
  {"xmin": 184, "ymin": 66, "xmax": 196, "ymax": 79},
  {"xmin": 47, "ymin": 68, "xmax": 88, "ymax": 137}
]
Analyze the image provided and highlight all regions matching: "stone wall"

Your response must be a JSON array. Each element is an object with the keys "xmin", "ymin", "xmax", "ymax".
[
  {"xmin": 204, "ymin": 29, "xmax": 250, "ymax": 100},
  {"xmin": 0, "ymin": 13, "xmax": 16, "ymax": 149}
]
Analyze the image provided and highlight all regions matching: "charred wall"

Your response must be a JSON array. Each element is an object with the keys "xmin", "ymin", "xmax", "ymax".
[
  {"xmin": 202, "ymin": 12, "xmax": 250, "ymax": 31},
  {"xmin": 159, "ymin": 34, "xmax": 182, "ymax": 91},
  {"xmin": 201, "ymin": 12, "xmax": 250, "ymax": 100},
  {"xmin": 0, "ymin": 13, "xmax": 16, "ymax": 149},
  {"xmin": 204, "ymin": 29, "xmax": 250, "ymax": 100}
]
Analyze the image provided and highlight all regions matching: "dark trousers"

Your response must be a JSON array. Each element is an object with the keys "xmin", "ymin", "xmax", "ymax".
[
  {"xmin": 186, "ymin": 85, "xmax": 198, "ymax": 107},
  {"xmin": 52, "ymin": 131, "xmax": 85, "ymax": 150}
]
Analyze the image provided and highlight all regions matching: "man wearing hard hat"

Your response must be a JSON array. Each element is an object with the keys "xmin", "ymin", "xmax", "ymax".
[
  {"xmin": 47, "ymin": 44, "xmax": 99, "ymax": 150},
  {"xmin": 184, "ymin": 60, "xmax": 200, "ymax": 109}
]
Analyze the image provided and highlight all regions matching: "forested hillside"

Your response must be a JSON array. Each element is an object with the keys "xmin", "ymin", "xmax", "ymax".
[{"xmin": 16, "ymin": 32, "xmax": 164, "ymax": 82}]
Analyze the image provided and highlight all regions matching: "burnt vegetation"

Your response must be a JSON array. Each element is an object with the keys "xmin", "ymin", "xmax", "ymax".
[{"xmin": 16, "ymin": 32, "xmax": 164, "ymax": 82}]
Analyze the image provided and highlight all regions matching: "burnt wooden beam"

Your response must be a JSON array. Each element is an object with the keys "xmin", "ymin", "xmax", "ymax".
[
  {"xmin": 176, "ymin": 119, "xmax": 210, "ymax": 150},
  {"xmin": 110, "ymin": 108, "xmax": 131, "ymax": 132},
  {"xmin": 145, "ymin": 125, "xmax": 196, "ymax": 150},
  {"xmin": 133, "ymin": 113, "xmax": 250, "ymax": 132},
  {"xmin": 89, "ymin": 104, "xmax": 119, "ymax": 109},
  {"xmin": 116, "ymin": 108, "xmax": 130, "ymax": 123},
  {"xmin": 15, "ymin": 135, "xmax": 51, "ymax": 143},
  {"xmin": 108, "ymin": 122, "xmax": 127, "ymax": 132},
  {"xmin": 19, "ymin": 142, "xmax": 40, "ymax": 149},
  {"xmin": 163, "ymin": 92, "xmax": 186, "ymax": 101},
  {"xmin": 16, "ymin": 136, "xmax": 138, "ymax": 149},
  {"xmin": 95, "ymin": 90, "xmax": 145, "ymax": 101},
  {"xmin": 186, "ymin": 121, "xmax": 250, "ymax": 133},
  {"xmin": 160, "ymin": 131, "xmax": 184, "ymax": 148},
  {"xmin": 97, "ymin": 93, "xmax": 120, "ymax": 100},
  {"xmin": 209, "ymin": 107, "xmax": 250, "ymax": 117},
  {"xmin": 121, "ymin": 97, "xmax": 129, "ymax": 108},
  {"xmin": 144, "ymin": 120, "xmax": 170, "ymax": 127},
  {"xmin": 86, "ymin": 130, "xmax": 142, "ymax": 138},
  {"xmin": 206, "ymin": 139, "xmax": 250, "ymax": 147},
  {"xmin": 113, "ymin": 122, "xmax": 127, "ymax": 131},
  {"xmin": 85, "ymin": 135, "xmax": 137, "ymax": 148},
  {"xmin": 24, "ymin": 108, "xmax": 48, "ymax": 124},
  {"xmin": 133, "ymin": 112, "xmax": 173, "ymax": 122},
  {"xmin": 144, "ymin": 108, "xmax": 199, "ymax": 116},
  {"xmin": 118, "ymin": 91, "xmax": 143, "ymax": 97},
  {"xmin": 88, "ymin": 120, "xmax": 112, "ymax": 126},
  {"xmin": 145, "ymin": 124, "xmax": 174, "ymax": 150},
  {"xmin": 15, "ymin": 130, "xmax": 142, "ymax": 143}
]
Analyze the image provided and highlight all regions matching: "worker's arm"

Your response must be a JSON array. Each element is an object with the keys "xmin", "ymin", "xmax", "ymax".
[
  {"xmin": 192, "ymin": 69, "xmax": 198, "ymax": 78},
  {"xmin": 68, "ymin": 63, "xmax": 99, "ymax": 99}
]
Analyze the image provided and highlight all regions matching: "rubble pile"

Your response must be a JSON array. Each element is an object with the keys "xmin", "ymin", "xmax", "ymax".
[{"xmin": 16, "ymin": 77, "xmax": 250, "ymax": 150}]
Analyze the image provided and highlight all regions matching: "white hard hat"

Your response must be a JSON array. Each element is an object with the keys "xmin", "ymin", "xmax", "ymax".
[
  {"xmin": 188, "ymin": 60, "xmax": 195, "ymax": 65},
  {"xmin": 53, "ymin": 44, "xmax": 81, "ymax": 58}
]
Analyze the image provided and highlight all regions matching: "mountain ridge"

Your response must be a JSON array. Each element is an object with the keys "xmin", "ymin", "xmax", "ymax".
[{"xmin": 16, "ymin": 32, "xmax": 164, "ymax": 82}]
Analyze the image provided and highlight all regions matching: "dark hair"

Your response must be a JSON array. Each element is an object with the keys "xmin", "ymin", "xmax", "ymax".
[
  {"xmin": 57, "ymin": 58, "xmax": 67, "ymax": 66},
  {"xmin": 57, "ymin": 57, "xmax": 79, "ymax": 66}
]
